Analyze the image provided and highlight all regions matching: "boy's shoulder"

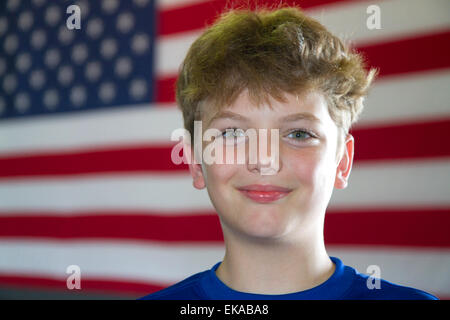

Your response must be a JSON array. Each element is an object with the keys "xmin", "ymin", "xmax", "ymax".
[
  {"xmin": 138, "ymin": 269, "xmax": 210, "ymax": 300},
  {"xmin": 343, "ymin": 266, "xmax": 438, "ymax": 300}
]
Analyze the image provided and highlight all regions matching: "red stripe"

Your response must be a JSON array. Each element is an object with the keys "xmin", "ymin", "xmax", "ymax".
[
  {"xmin": 155, "ymin": 30, "xmax": 450, "ymax": 103},
  {"xmin": 0, "ymin": 212, "xmax": 223, "ymax": 242},
  {"xmin": 324, "ymin": 207, "xmax": 450, "ymax": 247},
  {"xmin": 0, "ymin": 273, "xmax": 165, "ymax": 297},
  {"xmin": 155, "ymin": 75, "xmax": 177, "ymax": 104},
  {"xmin": 351, "ymin": 118, "xmax": 450, "ymax": 162},
  {"xmin": 0, "ymin": 143, "xmax": 189, "ymax": 179},
  {"xmin": 0, "ymin": 208, "xmax": 449, "ymax": 247},
  {"xmin": 158, "ymin": 0, "xmax": 366, "ymax": 36},
  {"xmin": 358, "ymin": 29, "xmax": 450, "ymax": 78},
  {"xmin": 1, "ymin": 118, "xmax": 449, "ymax": 178}
]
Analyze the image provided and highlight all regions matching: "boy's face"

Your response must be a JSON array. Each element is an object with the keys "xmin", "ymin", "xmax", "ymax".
[{"xmin": 188, "ymin": 89, "xmax": 354, "ymax": 241}]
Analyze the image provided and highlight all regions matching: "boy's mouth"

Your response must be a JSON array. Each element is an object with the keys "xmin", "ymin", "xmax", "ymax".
[{"xmin": 237, "ymin": 184, "xmax": 292, "ymax": 203}]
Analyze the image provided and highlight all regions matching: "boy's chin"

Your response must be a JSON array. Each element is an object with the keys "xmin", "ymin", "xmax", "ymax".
[{"xmin": 229, "ymin": 213, "xmax": 293, "ymax": 240}]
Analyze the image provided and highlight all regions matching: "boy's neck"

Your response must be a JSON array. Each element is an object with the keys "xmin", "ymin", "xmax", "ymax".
[{"xmin": 215, "ymin": 229, "xmax": 334, "ymax": 295}]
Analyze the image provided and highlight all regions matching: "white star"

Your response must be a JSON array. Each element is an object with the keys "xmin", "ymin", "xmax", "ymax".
[
  {"xmin": 70, "ymin": 85, "xmax": 87, "ymax": 107},
  {"xmin": 129, "ymin": 78, "xmax": 147, "ymax": 100},
  {"xmin": 16, "ymin": 53, "xmax": 32, "ymax": 73},
  {"xmin": 58, "ymin": 66, "xmax": 74, "ymax": 86},
  {"xmin": 72, "ymin": 43, "xmax": 89, "ymax": 64},
  {"xmin": 29, "ymin": 70, "xmax": 46, "ymax": 90},
  {"xmin": 117, "ymin": 12, "xmax": 134, "ymax": 34},
  {"xmin": 132, "ymin": 33, "xmax": 150, "ymax": 55},
  {"xmin": 100, "ymin": 38, "xmax": 118, "ymax": 59},
  {"xmin": 102, "ymin": 0, "xmax": 119, "ymax": 14},
  {"xmin": 58, "ymin": 26, "xmax": 75, "ymax": 45},
  {"xmin": 7, "ymin": 0, "xmax": 21, "ymax": 12},
  {"xmin": 43, "ymin": 89, "xmax": 59, "ymax": 109},
  {"xmin": 32, "ymin": 0, "xmax": 46, "ymax": 7},
  {"xmin": 87, "ymin": 18, "xmax": 104, "ymax": 39},
  {"xmin": 31, "ymin": 29, "xmax": 47, "ymax": 50},
  {"xmin": 99, "ymin": 82, "xmax": 116, "ymax": 103},
  {"xmin": 44, "ymin": 49, "xmax": 61, "ymax": 69},
  {"xmin": 45, "ymin": 5, "xmax": 61, "ymax": 27},
  {"xmin": 115, "ymin": 57, "xmax": 132, "ymax": 78},
  {"xmin": 85, "ymin": 61, "xmax": 102, "ymax": 82},
  {"xmin": 18, "ymin": 11, "xmax": 34, "ymax": 31},
  {"xmin": 14, "ymin": 92, "xmax": 31, "ymax": 114}
]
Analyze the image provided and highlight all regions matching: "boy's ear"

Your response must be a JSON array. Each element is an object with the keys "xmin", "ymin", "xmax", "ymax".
[
  {"xmin": 334, "ymin": 134, "xmax": 354, "ymax": 189},
  {"xmin": 184, "ymin": 143, "xmax": 206, "ymax": 190}
]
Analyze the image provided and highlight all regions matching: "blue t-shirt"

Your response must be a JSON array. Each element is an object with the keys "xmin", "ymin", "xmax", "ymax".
[{"xmin": 139, "ymin": 256, "xmax": 438, "ymax": 300}]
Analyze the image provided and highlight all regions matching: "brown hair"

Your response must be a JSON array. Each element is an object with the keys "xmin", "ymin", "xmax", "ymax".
[{"xmin": 176, "ymin": 5, "xmax": 378, "ymax": 144}]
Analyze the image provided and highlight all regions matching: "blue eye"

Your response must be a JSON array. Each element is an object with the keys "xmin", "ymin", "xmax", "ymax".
[
  {"xmin": 287, "ymin": 130, "xmax": 314, "ymax": 140},
  {"xmin": 222, "ymin": 128, "xmax": 245, "ymax": 138}
]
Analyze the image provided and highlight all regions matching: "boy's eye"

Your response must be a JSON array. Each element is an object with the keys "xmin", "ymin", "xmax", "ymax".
[
  {"xmin": 220, "ymin": 128, "xmax": 247, "ymax": 145},
  {"xmin": 222, "ymin": 128, "xmax": 245, "ymax": 138},
  {"xmin": 286, "ymin": 129, "xmax": 314, "ymax": 140}
]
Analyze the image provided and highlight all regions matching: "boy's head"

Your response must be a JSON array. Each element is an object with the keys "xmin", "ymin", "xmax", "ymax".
[
  {"xmin": 176, "ymin": 6, "xmax": 377, "ymax": 150},
  {"xmin": 175, "ymin": 6, "xmax": 377, "ymax": 241}
]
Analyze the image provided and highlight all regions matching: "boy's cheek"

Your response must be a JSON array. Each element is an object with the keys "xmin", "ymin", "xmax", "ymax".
[{"xmin": 203, "ymin": 163, "xmax": 239, "ymax": 189}]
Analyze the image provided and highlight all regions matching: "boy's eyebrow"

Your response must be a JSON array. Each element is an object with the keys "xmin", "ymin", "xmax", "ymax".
[
  {"xmin": 280, "ymin": 112, "xmax": 322, "ymax": 123},
  {"xmin": 206, "ymin": 111, "xmax": 322, "ymax": 126},
  {"xmin": 207, "ymin": 110, "xmax": 249, "ymax": 125}
]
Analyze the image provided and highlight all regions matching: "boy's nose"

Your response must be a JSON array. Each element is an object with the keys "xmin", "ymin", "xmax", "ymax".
[{"xmin": 246, "ymin": 129, "xmax": 280, "ymax": 175}]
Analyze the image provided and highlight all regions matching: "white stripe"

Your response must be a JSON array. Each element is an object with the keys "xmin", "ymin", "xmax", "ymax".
[
  {"xmin": 332, "ymin": 159, "xmax": 450, "ymax": 210},
  {"xmin": 156, "ymin": 30, "xmax": 201, "ymax": 77},
  {"xmin": 308, "ymin": 0, "xmax": 450, "ymax": 45},
  {"xmin": 0, "ymin": 174, "xmax": 213, "ymax": 212},
  {"xmin": 0, "ymin": 160, "xmax": 449, "ymax": 213},
  {"xmin": 356, "ymin": 69, "xmax": 450, "ymax": 127},
  {"xmin": 0, "ymin": 103, "xmax": 182, "ymax": 156},
  {"xmin": 0, "ymin": 239, "xmax": 224, "ymax": 284},
  {"xmin": 0, "ymin": 239, "xmax": 448, "ymax": 297},
  {"xmin": 156, "ymin": 0, "xmax": 450, "ymax": 75},
  {"xmin": 1, "ymin": 70, "xmax": 449, "ymax": 156}
]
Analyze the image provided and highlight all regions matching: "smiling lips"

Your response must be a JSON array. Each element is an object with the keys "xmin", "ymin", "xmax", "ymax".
[{"xmin": 237, "ymin": 184, "xmax": 292, "ymax": 203}]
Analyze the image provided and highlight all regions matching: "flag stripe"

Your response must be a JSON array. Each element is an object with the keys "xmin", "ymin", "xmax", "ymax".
[
  {"xmin": 359, "ymin": 29, "xmax": 450, "ymax": 77},
  {"xmin": 0, "ymin": 208, "xmax": 449, "ymax": 247},
  {"xmin": 155, "ymin": 30, "xmax": 450, "ymax": 102},
  {"xmin": 0, "ymin": 240, "xmax": 225, "ymax": 283},
  {"xmin": 1, "ymin": 160, "xmax": 449, "ymax": 211},
  {"xmin": 1, "ymin": 118, "xmax": 449, "ymax": 178},
  {"xmin": 0, "ymin": 105, "xmax": 183, "ymax": 156},
  {"xmin": 0, "ymin": 143, "xmax": 187, "ymax": 178},
  {"xmin": 351, "ymin": 118, "xmax": 450, "ymax": 162},
  {"xmin": 357, "ymin": 70, "xmax": 450, "ymax": 126},
  {"xmin": 306, "ymin": 0, "xmax": 450, "ymax": 45},
  {"xmin": 0, "ymin": 241, "xmax": 448, "ymax": 297}
]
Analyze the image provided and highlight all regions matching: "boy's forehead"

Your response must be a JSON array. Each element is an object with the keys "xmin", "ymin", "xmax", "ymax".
[{"xmin": 200, "ymin": 89, "xmax": 328, "ymax": 127}]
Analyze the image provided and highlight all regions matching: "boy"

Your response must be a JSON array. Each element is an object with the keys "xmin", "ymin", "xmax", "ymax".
[{"xmin": 140, "ymin": 5, "xmax": 437, "ymax": 300}]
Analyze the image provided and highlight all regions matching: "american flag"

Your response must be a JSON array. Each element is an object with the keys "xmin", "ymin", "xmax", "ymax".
[{"xmin": 0, "ymin": 0, "xmax": 449, "ymax": 299}]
